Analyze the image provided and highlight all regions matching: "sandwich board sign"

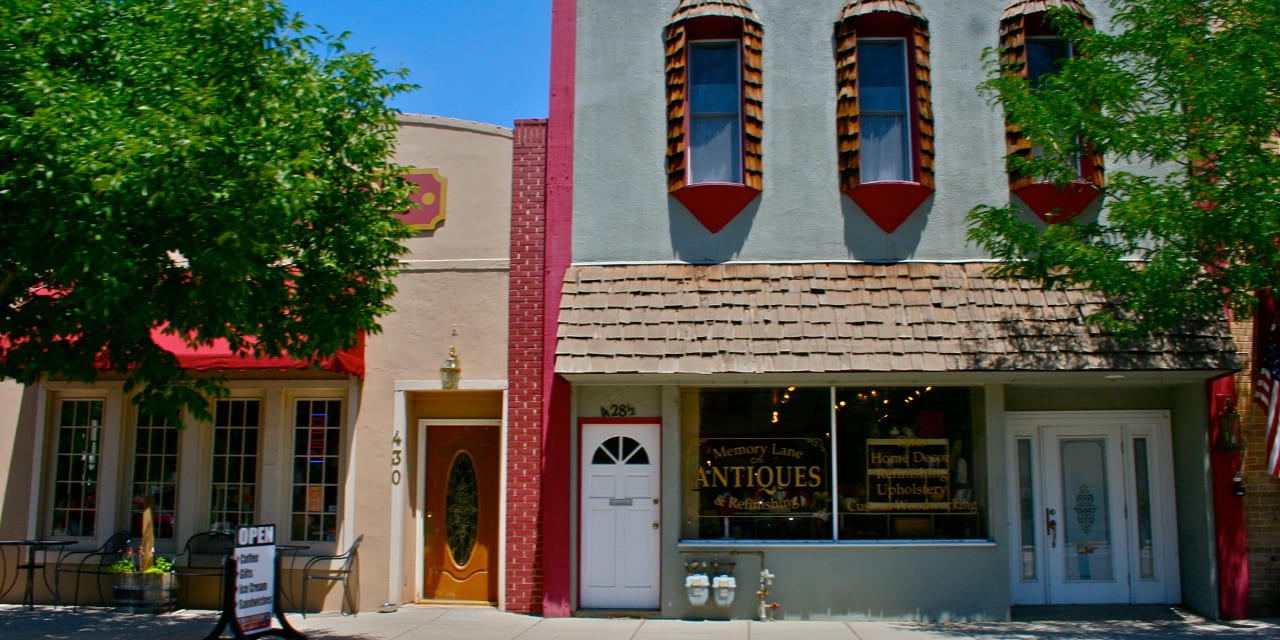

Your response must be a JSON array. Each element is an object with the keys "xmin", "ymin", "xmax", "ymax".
[
  {"xmin": 201, "ymin": 524, "xmax": 304, "ymax": 640},
  {"xmin": 235, "ymin": 525, "xmax": 277, "ymax": 634}
]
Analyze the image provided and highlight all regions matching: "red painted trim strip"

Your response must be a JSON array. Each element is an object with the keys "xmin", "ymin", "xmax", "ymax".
[
  {"xmin": 1208, "ymin": 375, "xmax": 1250, "ymax": 619},
  {"xmin": 541, "ymin": 0, "xmax": 577, "ymax": 619}
]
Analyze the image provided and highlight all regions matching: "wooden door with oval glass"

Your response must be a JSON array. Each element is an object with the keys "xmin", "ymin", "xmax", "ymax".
[{"xmin": 423, "ymin": 425, "xmax": 499, "ymax": 602}]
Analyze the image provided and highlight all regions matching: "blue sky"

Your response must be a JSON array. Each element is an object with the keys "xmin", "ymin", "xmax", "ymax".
[{"xmin": 287, "ymin": 1, "xmax": 552, "ymax": 128}]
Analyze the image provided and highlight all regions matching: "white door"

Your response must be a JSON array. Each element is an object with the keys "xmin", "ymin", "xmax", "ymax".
[
  {"xmin": 579, "ymin": 422, "xmax": 661, "ymax": 609},
  {"xmin": 1008, "ymin": 411, "xmax": 1180, "ymax": 605}
]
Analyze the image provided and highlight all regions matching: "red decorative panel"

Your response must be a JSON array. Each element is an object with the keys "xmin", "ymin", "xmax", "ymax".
[
  {"xmin": 672, "ymin": 183, "xmax": 762, "ymax": 233},
  {"xmin": 846, "ymin": 181, "xmax": 933, "ymax": 233},
  {"xmin": 1013, "ymin": 181, "xmax": 1101, "ymax": 224},
  {"xmin": 399, "ymin": 169, "xmax": 448, "ymax": 232}
]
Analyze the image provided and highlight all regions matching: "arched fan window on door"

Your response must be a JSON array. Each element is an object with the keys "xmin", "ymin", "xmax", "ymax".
[{"xmin": 592, "ymin": 436, "xmax": 650, "ymax": 465}]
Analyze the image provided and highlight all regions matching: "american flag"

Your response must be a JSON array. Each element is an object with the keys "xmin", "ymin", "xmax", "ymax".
[{"xmin": 1253, "ymin": 290, "xmax": 1280, "ymax": 478}]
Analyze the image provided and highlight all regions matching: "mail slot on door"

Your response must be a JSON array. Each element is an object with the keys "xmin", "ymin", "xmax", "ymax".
[{"xmin": 609, "ymin": 498, "xmax": 634, "ymax": 506}]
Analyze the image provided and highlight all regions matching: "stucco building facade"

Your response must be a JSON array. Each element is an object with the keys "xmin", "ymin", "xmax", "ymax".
[{"xmin": 500, "ymin": 0, "xmax": 1265, "ymax": 622}]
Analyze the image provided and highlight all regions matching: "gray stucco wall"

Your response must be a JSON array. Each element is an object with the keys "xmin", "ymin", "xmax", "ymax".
[{"xmin": 572, "ymin": 0, "xmax": 1121, "ymax": 263}]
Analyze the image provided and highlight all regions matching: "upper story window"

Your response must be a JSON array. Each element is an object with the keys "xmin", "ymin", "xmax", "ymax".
[
  {"xmin": 688, "ymin": 40, "xmax": 743, "ymax": 184},
  {"xmin": 664, "ymin": 0, "xmax": 762, "ymax": 233},
  {"xmin": 1026, "ymin": 35, "xmax": 1072, "ymax": 84},
  {"xmin": 857, "ymin": 38, "xmax": 912, "ymax": 183},
  {"xmin": 835, "ymin": 1, "xmax": 935, "ymax": 233},
  {"xmin": 999, "ymin": 0, "xmax": 1103, "ymax": 223}
]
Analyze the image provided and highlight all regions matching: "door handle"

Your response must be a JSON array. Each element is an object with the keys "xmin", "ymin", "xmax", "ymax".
[{"xmin": 1046, "ymin": 508, "xmax": 1057, "ymax": 548}]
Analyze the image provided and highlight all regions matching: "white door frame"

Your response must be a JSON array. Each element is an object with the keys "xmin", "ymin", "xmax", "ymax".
[
  {"xmin": 578, "ymin": 420, "xmax": 662, "ymax": 610},
  {"xmin": 1006, "ymin": 410, "xmax": 1180, "ymax": 605}
]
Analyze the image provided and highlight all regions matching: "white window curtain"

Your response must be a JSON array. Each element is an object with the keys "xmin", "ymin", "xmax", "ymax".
[
  {"xmin": 858, "ymin": 39, "xmax": 911, "ymax": 183},
  {"xmin": 689, "ymin": 41, "xmax": 742, "ymax": 184}
]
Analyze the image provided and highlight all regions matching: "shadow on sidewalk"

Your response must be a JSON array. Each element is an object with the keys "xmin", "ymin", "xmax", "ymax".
[
  {"xmin": 0, "ymin": 606, "xmax": 380, "ymax": 640},
  {"xmin": 913, "ymin": 606, "xmax": 1278, "ymax": 640}
]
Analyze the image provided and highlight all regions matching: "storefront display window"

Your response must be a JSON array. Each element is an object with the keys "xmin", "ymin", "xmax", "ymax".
[
  {"xmin": 836, "ymin": 386, "xmax": 983, "ymax": 540},
  {"xmin": 51, "ymin": 399, "xmax": 104, "ymax": 538},
  {"xmin": 130, "ymin": 413, "xmax": 178, "ymax": 540},
  {"xmin": 210, "ymin": 399, "xmax": 260, "ymax": 530},
  {"xmin": 682, "ymin": 386, "xmax": 985, "ymax": 542},
  {"xmin": 291, "ymin": 399, "xmax": 342, "ymax": 542},
  {"xmin": 683, "ymin": 388, "xmax": 833, "ymax": 541}
]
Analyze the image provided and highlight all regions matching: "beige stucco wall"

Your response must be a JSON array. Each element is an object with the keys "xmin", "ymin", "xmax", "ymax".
[
  {"xmin": 0, "ymin": 114, "xmax": 514, "ymax": 613},
  {"xmin": 0, "ymin": 379, "xmax": 36, "ymax": 539},
  {"xmin": 349, "ymin": 114, "xmax": 513, "ymax": 610}
]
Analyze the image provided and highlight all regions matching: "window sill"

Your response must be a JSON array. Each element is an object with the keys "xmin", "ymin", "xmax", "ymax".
[
  {"xmin": 846, "ymin": 181, "xmax": 933, "ymax": 233},
  {"xmin": 678, "ymin": 539, "xmax": 996, "ymax": 549},
  {"xmin": 1013, "ymin": 181, "xmax": 1101, "ymax": 224},
  {"xmin": 672, "ymin": 183, "xmax": 762, "ymax": 233}
]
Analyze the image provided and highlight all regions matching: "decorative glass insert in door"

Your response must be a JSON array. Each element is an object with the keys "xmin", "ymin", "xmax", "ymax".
[
  {"xmin": 446, "ymin": 453, "xmax": 479, "ymax": 566},
  {"xmin": 1016, "ymin": 438, "xmax": 1037, "ymax": 580},
  {"xmin": 1060, "ymin": 438, "xmax": 1113, "ymax": 581},
  {"xmin": 1133, "ymin": 438, "xmax": 1155, "ymax": 580},
  {"xmin": 592, "ymin": 436, "xmax": 650, "ymax": 465}
]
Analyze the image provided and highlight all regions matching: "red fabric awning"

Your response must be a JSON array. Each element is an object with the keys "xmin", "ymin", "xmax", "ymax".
[
  {"xmin": 3, "ymin": 284, "xmax": 364, "ymax": 378},
  {"xmin": 147, "ymin": 328, "xmax": 365, "ymax": 378}
]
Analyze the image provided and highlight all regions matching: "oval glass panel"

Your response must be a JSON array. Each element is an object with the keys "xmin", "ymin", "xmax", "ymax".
[{"xmin": 445, "ymin": 453, "xmax": 479, "ymax": 566}]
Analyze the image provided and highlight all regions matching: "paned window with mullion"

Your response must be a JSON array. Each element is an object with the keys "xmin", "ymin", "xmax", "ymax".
[
  {"xmin": 857, "ymin": 38, "xmax": 912, "ymax": 183},
  {"xmin": 210, "ymin": 399, "xmax": 260, "ymax": 531},
  {"xmin": 290, "ymin": 399, "xmax": 342, "ymax": 542},
  {"xmin": 130, "ymin": 413, "xmax": 179, "ymax": 540},
  {"xmin": 689, "ymin": 40, "xmax": 743, "ymax": 185},
  {"xmin": 1026, "ymin": 35, "xmax": 1081, "ymax": 174},
  {"xmin": 51, "ymin": 399, "xmax": 104, "ymax": 538}
]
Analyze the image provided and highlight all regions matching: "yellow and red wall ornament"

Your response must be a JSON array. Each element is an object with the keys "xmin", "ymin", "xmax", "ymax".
[{"xmin": 398, "ymin": 168, "xmax": 449, "ymax": 232}]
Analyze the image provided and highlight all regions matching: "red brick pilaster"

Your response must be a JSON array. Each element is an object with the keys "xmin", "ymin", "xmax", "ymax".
[{"xmin": 506, "ymin": 119, "xmax": 549, "ymax": 614}]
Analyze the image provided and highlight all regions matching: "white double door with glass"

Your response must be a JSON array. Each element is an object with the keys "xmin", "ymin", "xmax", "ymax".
[{"xmin": 1007, "ymin": 411, "xmax": 1180, "ymax": 605}]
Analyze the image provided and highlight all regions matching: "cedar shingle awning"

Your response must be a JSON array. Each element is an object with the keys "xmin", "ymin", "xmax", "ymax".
[
  {"xmin": 840, "ymin": 0, "xmax": 925, "ymax": 21},
  {"xmin": 554, "ymin": 263, "xmax": 1237, "ymax": 376},
  {"xmin": 1001, "ymin": 0, "xmax": 1094, "ymax": 22},
  {"xmin": 669, "ymin": 0, "xmax": 760, "ymax": 23}
]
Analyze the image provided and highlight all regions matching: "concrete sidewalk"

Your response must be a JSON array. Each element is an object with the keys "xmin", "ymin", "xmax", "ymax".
[{"xmin": 1, "ymin": 603, "xmax": 1277, "ymax": 639}]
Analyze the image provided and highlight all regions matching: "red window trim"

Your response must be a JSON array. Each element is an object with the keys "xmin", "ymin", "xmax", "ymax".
[
  {"xmin": 686, "ymin": 18, "xmax": 746, "ymax": 187},
  {"xmin": 1001, "ymin": 9, "xmax": 1105, "ymax": 224},
  {"xmin": 665, "ymin": 12, "xmax": 763, "ymax": 233},
  {"xmin": 837, "ymin": 9, "xmax": 935, "ymax": 233},
  {"xmin": 855, "ymin": 15, "xmax": 925, "ymax": 187}
]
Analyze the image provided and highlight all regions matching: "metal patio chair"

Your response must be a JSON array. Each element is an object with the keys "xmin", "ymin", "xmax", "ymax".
[
  {"xmin": 173, "ymin": 530, "xmax": 235, "ymax": 608},
  {"xmin": 54, "ymin": 530, "xmax": 131, "ymax": 607},
  {"xmin": 301, "ymin": 534, "xmax": 362, "ymax": 618}
]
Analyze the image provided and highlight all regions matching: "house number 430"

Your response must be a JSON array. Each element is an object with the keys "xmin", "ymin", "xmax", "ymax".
[{"xmin": 390, "ymin": 431, "xmax": 403, "ymax": 485}]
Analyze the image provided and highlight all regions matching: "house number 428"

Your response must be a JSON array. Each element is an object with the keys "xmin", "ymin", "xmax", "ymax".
[{"xmin": 390, "ymin": 431, "xmax": 403, "ymax": 485}]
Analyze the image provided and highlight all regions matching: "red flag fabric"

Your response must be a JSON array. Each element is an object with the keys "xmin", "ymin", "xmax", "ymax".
[{"xmin": 1252, "ymin": 290, "xmax": 1280, "ymax": 478}]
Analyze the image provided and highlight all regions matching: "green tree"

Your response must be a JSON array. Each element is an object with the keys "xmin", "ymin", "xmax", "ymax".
[
  {"xmin": 968, "ymin": 0, "xmax": 1280, "ymax": 335},
  {"xmin": 0, "ymin": 0, "xmax": 415, "ymax": 424}
]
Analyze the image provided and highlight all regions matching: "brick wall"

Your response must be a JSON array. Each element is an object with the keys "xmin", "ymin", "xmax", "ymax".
[
  {"xmin": 506, "ymin": 119, "xmax": 549, "ymax": 614},
  {"xmin": 1236, "ymin": 315, "xmax": 1280, "ymax": 616}
]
